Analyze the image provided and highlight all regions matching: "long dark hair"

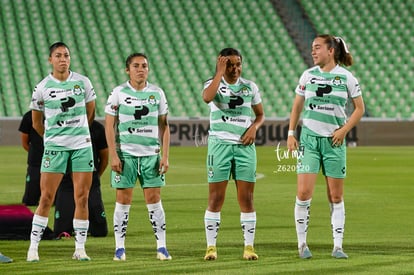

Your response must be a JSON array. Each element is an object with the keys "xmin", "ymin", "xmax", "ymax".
[{"xmin": 316, "ymin": 34, "xmax": 353, "ymax": 66}]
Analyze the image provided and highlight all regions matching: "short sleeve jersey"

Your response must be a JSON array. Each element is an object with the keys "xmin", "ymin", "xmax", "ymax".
[
  {"xmin": 105, "ymin": 81, "xmax": 168, "ymax": 157},
  {"xmin": 204, "ymin": 77, "xmax": 262, "ymax": 144},
  {"xmin": 29, "ymin": 71, "xmax": 96, "ymax": 150},
  {"xmin": 295, "ymin": 65, "xmax": 362, "ymax": 137}
]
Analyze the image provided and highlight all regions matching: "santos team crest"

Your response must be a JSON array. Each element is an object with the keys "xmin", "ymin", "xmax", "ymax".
[
  {"xmin": 241, "ymin": 87, "xmax": 250, "ymax": 96},
  {"xmin": 148, "ymin": 95, "xmax": 156, "ymax": 105},
  {"xmin": 332, "ymin": 76, "xmax": 343, "ymax": 85},
  {"xmin": 73, "ymin": 85, "xmax": 82, "ymax": 95}
]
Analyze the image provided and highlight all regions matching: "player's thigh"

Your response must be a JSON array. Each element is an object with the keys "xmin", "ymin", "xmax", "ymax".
[
  {"xmin": 207, "ymin": 140, "xmax": 233, "ymax": 183},
  {"xmin": 321, "ymin": 139, "xmax": 346, "ymax": 178},
  {"xmin": 233, "ymin": 144, "xmax": 256, "ymax": 182},
  {"xmin": 111, "ymin": 157, "xmax": 139, "ymax": 189},
  {"xmin": 41, "ymin": 150, "xmax": 70, "ymax": 173},
  {"xmin": 297, "ymin": 134, "xmax": 321, "ymax": 174},
  {"xmin": 139, "ymin": 155, "xmax": 165, "ymax": 189},
  {"xmin": 71, "ymin": 147, "xmax": 94, "ymax": 172}
]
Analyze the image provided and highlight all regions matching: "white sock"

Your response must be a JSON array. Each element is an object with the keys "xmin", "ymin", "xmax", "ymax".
[
  {"xmin": 241, "ymin": 212, "xmax": 256, "ymax": 247},
  {"xmin": 331, "ymin": 201, "xmax": 345, "ymax": 248},
  {"xmin": 29, "ymin": 215, "xmax": 48, "ymax": 251},
  {"xmin": 204, "ymin": 210, "xmax": 220, "ymax": 247},
  {"xmin": 147, "ymin": 201, "xmax": 166, "ymax": 249},
  {"xmin": 113, "ymin": 202, "xmax": 130, "ymax": 250},
  {"xmin": 73, "ymin": 219, "xmax": 89, "ymax": 250},
  {"xmin": 295, "ymin": 197, "xmax": 312, "ymax": 248}
]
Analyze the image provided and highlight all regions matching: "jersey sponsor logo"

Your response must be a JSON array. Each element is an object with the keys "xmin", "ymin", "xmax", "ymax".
[
  {"xmin": 57, "ymin": 118, "xmax": 80, "ymax": 126},
  {"xmin": 49, "ymin": 88, "xmax": 75, "ymax": 98},
  {"xmin": 60, "ymin": 97, "xmax": 76, "ymax": 112},
  {"xmin": 309, "ymin": 104, "xmax": 334, "ymax": 111},
  {"xmin": 228, "ymin": 96, "xmax": 244, "ymax": 109},
  {"xmin": 221, "ymin": 115, "xmax": 246, "ymax": 123},
  {"xmin": 127, "ymin": 127, "xmax": 153, "ymax": 134},
  {"xmin": 134, "ymin": 105, "xmax": 149, "ymax": 120},
  {"xmin": 315, "ymin": 84, "xmax": 332, "ymax": 97}
]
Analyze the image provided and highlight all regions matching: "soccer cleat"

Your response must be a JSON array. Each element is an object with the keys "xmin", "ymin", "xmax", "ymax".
[
  {"xmin": 243, "ymin": 245, "xmax": 258, "ymax": 260},
  {"xmin": 26, "ymin": 249, "xmax": 39, "ymax": 262},
  {"xmin": 0, "ymin": 253, "xmax": 13, "ymax": 263},
  {"xmin": 298, "ymin": 243, "xmax": 312, "ymax": 259},
  {"xmin": 113, "ymin": 248, "xmax": 126, "ymax": 261},
  {"xmin": 72, "ymin": 249, "xmax": 91, "ymax": 261},
  {"xmin": 156, "ymin": 247, "xmax": 172, "ymax": 261},
  {"xmin": 204, "ymin": 245, "xmax": 217, "ymax": 261},
  {"xmin": 332, "ymin": 247, "xmax": 348, "ymax": 259}
]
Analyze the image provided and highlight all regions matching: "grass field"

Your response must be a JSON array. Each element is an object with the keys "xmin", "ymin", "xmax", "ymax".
[{"xmin": 0, "ymin": 145, "xmax": 413, "ymax": 274}]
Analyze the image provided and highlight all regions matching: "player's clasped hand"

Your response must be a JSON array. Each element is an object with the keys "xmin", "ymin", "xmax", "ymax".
[
  {"xmin": 332, "ymin": 127, "xmax": 346, "ymax": 146},
  {"xmin": 287, "ymin": 135, "xmax": 299, "ymax": 151},
  {"xmin": 158, "ymin": 160, "xmax": 169, "ymax": 175},
  {"xmin": 111, "ymin": 156, "xmax": 123, "ymax": 173},
  {"xmin": 240, "ymin": 126, "xmax": 257, "ymax": 146}
]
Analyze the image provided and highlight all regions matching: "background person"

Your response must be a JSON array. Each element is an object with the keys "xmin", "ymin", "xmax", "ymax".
[
  {"xmin": 26, "ymin": 41, "xmax": 96, "ymax": 262},
  {"xmin": 202, "ymin": 48, "xmax": 265, "ymax": 261},
  {"xmin": 53, "ymin": 120, "xmax": 109, "ymax": 238},
  {"xmin": 287, "ymin": 34, "xmax": 365, "ymax": 259},
  {"xmin": 18, "ymin": 110, "xmax": 44, "ymax": 206},
  {"xmin": 105, "ymin": 53, "xmax": 171, "ymax": 261}
]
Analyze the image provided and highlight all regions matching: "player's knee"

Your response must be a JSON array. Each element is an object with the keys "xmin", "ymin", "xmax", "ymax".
[{"xmin": 74, "ymin": 195, "xmax": 89, "ymax": 209}]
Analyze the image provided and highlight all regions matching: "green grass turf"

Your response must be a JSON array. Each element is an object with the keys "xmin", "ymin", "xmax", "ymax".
[{"xmin": 0, "ymin": 146, "xmax": 413, "ymax": 274}]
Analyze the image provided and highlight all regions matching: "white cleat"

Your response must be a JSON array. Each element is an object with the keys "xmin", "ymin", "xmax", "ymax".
[
  {"xmin": 72, "ymin": 249, "xmax": 91, "ymax": 261},
  {"xmin": 27, "ymin": 249, "xmax": 39, "ymax": 262}
]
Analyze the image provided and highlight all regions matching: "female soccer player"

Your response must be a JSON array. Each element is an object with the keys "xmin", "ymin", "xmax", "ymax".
[
  {"xmin": 202, "ymin": 48, "xmax": 265, "ymax": 260},
  {"xmin": 287, "ymin": 35, "xmax": 365, "ymax": 259},
  {"xmin": 27, "ymin": 42, "xmax": 96, "ymax": 262},
  {"xmin": 105, "ymin": 53, "xmax": 171, "ymax": 261}
]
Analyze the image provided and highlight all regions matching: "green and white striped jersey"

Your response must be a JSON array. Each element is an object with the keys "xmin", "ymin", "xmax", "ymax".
[
  {"xmin": 295, "ymin": 65, "xmax": 362, "ymax": 137},
  {"xmin": 204, "ymin": 77, "xmax": 262, "ymax": 144},
  {"xmin": 105, "ymin": 81, "xmax": 168, "ymax": 157},
  {"xmin": 30, "ymin": 71, "xmax": 96, "ymax": 150}
]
